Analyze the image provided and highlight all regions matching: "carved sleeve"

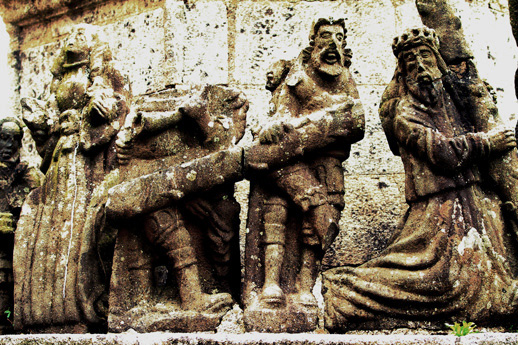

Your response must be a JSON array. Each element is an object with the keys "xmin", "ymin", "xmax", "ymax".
[{"xmin": 394, "ymin": 103, "xmax": 490, "ymax": 173}]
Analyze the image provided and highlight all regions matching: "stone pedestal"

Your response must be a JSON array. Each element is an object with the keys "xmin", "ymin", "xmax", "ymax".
[
  {"xmin": 109, "ymin": 303, "xmax": 227, "ymax": 333},
  {"xmin": 243, "ymin": 295, "xmax": 318, "ymax": 333}
]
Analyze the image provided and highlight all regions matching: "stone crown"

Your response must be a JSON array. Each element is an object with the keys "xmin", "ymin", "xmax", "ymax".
[{"xmin": 392, "ymin": 27, "xmax": 440, "ymax": 57}]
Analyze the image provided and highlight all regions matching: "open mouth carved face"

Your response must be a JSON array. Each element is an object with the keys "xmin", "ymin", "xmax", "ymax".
[
  {"xmin": 63, "ymin": 29, "xmax": 91, "ymax": 66},
  {"xmin": 417, "ymin": 74, "xmax": 433, "ymax": 84},
  {"xmin": 322, "ymin": 49, "xmax": 340, "ymax": 65},
  {"xmin": 311, "ymin": 24, "xmax": 346, "ymax": 77}
]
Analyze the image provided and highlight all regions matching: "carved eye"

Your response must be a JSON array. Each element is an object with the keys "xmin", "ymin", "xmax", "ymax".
[
  {"xmin": 320, "ymin": 32, "xmax": 331, "ymax": 39},
  {"xmin": 420, "ymin": 49, "xmax": 432, "ymax": 58},
  {"xmin": 336, "ymin": 33, "xmax": 344, "ymax": 41},
  {"xmin": 404, "ymin": 53, "xmax": 416, "ymax": 62}
]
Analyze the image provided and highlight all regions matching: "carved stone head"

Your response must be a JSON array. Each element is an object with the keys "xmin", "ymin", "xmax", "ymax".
[
  {"xmin": 0, "ymin": 118, "xmax": 22, "ymax": 163},
  {"xmin": 393, "ymin": 27, "xmax": 443, "ymax": 104},
  {"xmin": 52, "ymin": 24, "xmax": 112, "ymax": 78},
  {"xmin": 265, "ymin": 59, "xmax": 292, "ymax": 92},
  {"xmin": 304, "ymin": 18, "xmax": 347, "ymax": 77}
]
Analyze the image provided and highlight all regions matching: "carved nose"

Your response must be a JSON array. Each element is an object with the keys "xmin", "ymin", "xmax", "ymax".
[{"xmin": 416, "ymin": 58, "xmax": 425, "ymax": 72}]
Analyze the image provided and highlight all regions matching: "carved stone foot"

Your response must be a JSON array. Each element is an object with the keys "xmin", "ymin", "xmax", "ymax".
[
  {"xmin": 292, "ymin": 291, "xmax": 318, "ymax": 308},
  {"xmin": 108, "ymin": 299, "xmax": 233, "ymax": 333},
  {"xmin": 185, "ymin": 292, "xmax": 233, "ymax": 313},
  {"xmin": 259, "ymin": 284, "xmax": 286, "ymax": 307}
]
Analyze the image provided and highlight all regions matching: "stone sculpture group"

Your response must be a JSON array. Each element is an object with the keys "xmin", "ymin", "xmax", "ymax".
[{"xmin": 3, "ymin": 0, "xmax": 518, "ymax": 335}]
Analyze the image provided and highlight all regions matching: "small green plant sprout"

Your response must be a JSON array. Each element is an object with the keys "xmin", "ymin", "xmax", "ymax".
[
  {"xmin": 446, "ymin": 321, "xmax": 477, "ymax": 336},
  {"xmin": 4, "ymin": 308, "xmax": 10, "ymax": 319}
]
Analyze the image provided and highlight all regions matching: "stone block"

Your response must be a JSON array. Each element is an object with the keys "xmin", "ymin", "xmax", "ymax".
[
  {"xmin": 165, "ymin": 0, "xmax": 229, "ymax": 85},
  {"xmin": 343, "ymin": 85, "xmax": 404, "ymax": 176},
  {"xmin": 243, "ymin": 304, "xmax": 318, "ymax": 333},
  {"xmin": 103, "ymin": 8, "xmax": 166, "ymax": 95},
  {"xmin": 323, "ymin": 173, "xmax": 407, "ymax": 268},
  {"xmin": 234, "ymin": 1, "xmax": 311, "ymax": 85},
  {"xmin": 345, "ymin": 0, "xmax": 398, "ymax": 86},
  {"xmin": 18, "ymin": 8, "xmax": 167, "ymax": 98},
  {"xmin": 234, "ymin": 0, "xmax": 396, "ymax": 86},
  {"xmin": 19, "ymin": 42, "xmax": 59, "ymax": 100},
  {"xmin": 394, "ymin": 0, "xmax": 423, "ymax": 33}
]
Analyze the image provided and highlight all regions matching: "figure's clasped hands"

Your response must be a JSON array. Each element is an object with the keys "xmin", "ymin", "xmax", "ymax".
[{"xmin": 258, "ymin": 121, "xmax": 294, "ymax": 144}]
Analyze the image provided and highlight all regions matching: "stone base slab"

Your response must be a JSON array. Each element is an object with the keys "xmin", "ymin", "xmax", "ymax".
[
  {"xmin": 109, "ymin": 305, "xmax": 227, "ymax": 333},
  {"xmin": 1, "ymin": 333, "xmax": 518, "ymax": 344},
  {"xmin": 243, "ymin": 296, "xmax": 318, "ymax": 333}
]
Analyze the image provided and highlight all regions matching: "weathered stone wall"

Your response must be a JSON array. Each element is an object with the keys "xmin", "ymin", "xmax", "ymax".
[{"xmin": 1, "ymin": 0, "xmax": 517, "ymax": 268}]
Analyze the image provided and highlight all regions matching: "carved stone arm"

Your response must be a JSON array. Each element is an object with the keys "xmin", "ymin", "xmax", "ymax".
[
  {"xmin": 246, "ymin": 98, "xmax": 364, "ymax": 171},
  {"xmin": 20, "ymin": 96, "xmax": 60, "ymax": 173},
  {"xmin": 105, "ymin": 98, "xmax": 364, "ymax": 219}
]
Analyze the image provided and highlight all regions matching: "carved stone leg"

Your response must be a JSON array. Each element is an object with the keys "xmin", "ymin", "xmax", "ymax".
[
  {"xmin": 244, "ymin": 193, "xmax": 319, "ymax": 332},
  {"xmin": 109, "ymin": 207, "xmax": 233, "ymax": 333},
  {"xmin": 259, "ymin": 202, "xmax": 287, "ymax": 307},
  {"xmin": 146, "ymin": 208, "xmax": 233, "ymax": 313},
  {"xmin": 294, "ymin": 245, "xmax": 318, "ymax": 308},
  {"xmin": 175, "ymin": 263, "xmax": 232, "ymax": 313},
  {"xmin": 307, "ymin": 203, "xmax": 340, "ymax": 252}
]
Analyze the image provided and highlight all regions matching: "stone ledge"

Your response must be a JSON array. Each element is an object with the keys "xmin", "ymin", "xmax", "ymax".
[
  {"xmin": 0, "ymin": 0, "xmax": 107, "ymax": 26},
  {"xmin": 0, "ymin": 332, "xmax": 518, "ymax": 345}
]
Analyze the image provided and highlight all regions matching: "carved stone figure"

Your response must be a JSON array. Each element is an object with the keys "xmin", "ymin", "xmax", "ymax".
[
  {"xmin": 14, "ymin": 24, "xmax": 129, "ymax": 332},
  {"xmin": 106, "ymin": 86, "xmax": 248, "ymax": 332},
  {"xmin": 243, "ymin": 18, "xmax": 364, "ymax": 332},
  {"xmin": 0, "ymin": 118, "xmax": 42, "ymax": 333},
  {"xmin": 323, "ymin": 13, "xmax": 518, "ymax": 330}
]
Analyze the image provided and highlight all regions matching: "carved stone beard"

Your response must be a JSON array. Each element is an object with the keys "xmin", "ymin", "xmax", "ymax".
[
  {"xmin": 405, "ymin": 76, "xmax": 442, "ymax": 106},
  {"xmin": 310, "ymin": 46, "xmax": 345, "ymax": 78}
]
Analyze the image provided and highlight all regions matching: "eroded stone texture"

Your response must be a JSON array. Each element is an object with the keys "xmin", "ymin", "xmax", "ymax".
[
  {"xmin": 14, "ymin": 24, "xmax": 130, "ymax": 333},
  {"xmin": 322, "ymin": 173, "xmax": 406, "ymax": 268},
  {"xmin": 106, "ymin": 85, "xmax": 248, "ymax": 332},
  {"xmin": 323, "ymin": 1, "xmax": 518, "ymax": 331},
  {"xmin": 0, "ymin": 118, "xmax": 42, "ymax": 334},
  {"xmin": 165, "ymin": 1, "xmax": 229, "ymax": 85},
  {"xmin": 342, "ymin": 85, "xmax": 404, "ymax": 176},
  {"xmin": 103, "ymin": 8, "xmax": 166, "ymax": 95},
  {"xmin": 510, "ymin": 0, "xmax": 518, "ymax": 99},
  {"xmin": 242, "ymin": 18, "xmax": 365, "ymax": 333},
  {"xmin": 0, "ymin": 0, "xmax": 516, "ymax": 335}
]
